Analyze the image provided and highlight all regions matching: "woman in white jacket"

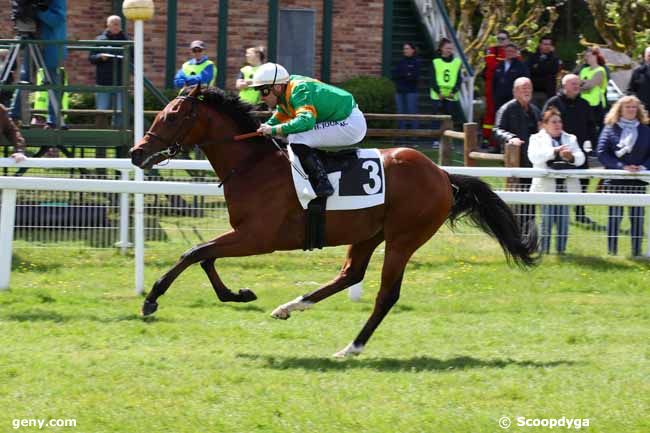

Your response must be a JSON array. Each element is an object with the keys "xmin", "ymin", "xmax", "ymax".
[{"xmin": 528, "ymin": 108, "xmax": 586, "ymax": 254}]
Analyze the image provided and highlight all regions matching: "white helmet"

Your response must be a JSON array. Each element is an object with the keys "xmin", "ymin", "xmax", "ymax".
[{"xmin": 251, "ymin": 63, "xmax": 290, "ymax": 88}]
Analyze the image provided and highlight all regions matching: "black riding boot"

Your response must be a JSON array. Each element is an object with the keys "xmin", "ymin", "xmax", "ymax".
[{"xmin": 292, "ymin": 143, "xmax": 334, "ymax": 197}]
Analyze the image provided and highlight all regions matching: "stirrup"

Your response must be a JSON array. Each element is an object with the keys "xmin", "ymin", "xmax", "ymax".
[{"xmin": 313, "ymin": 178, "xmax": 334, "ymax": 197}]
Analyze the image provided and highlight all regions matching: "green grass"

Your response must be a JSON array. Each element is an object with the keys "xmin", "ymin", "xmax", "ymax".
[{"xmin": 1, "ymin": 224, "xmax": 649, "ymax": 433}]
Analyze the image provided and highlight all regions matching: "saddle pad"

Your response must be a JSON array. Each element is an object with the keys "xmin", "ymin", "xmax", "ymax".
[{"xmin": 288, "ymin": 145, "xmax": 386, "ymax": 210}]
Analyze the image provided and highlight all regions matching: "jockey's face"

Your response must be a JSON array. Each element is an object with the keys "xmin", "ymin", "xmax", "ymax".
[{"xmin": 260, "ymin": 84, "xmax": 283, "ymax": 107}]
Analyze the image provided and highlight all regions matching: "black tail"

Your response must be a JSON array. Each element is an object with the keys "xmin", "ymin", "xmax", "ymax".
[{"xmin": 447, "ymin": 173, "xmax": 539, "ymax": 268}]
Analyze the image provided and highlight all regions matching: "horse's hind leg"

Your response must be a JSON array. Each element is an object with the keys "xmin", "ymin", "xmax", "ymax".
[
  {"xmin": 333, "ymin": 231, "xmax": 434, "ymax": 358},
  {"xmin": 271, "ymin": 232, "xmax": 384, "ymax": 320}
]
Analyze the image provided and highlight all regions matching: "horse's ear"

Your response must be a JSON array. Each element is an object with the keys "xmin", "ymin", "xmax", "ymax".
[{"xmin": 190, "ymin": 83, "xmax": 201, "ymax": 97}]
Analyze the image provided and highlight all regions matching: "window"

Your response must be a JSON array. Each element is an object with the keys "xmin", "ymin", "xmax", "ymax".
[{"xmin": 278, "ymin": 9, "xmax": 315, "ymax": 76}]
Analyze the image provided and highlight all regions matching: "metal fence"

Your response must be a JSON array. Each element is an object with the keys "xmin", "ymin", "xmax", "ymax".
[{"xmin": 1, "ymin": 158, "xmax": 650, "ymax": 292}]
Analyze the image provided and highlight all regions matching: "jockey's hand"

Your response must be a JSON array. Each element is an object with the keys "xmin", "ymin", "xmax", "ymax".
[
  {"xmin": 257, "ymin": 124, "xmax": 274, "ymax": 136},
  {"xmin": 11, "ymin": 152, "xmax": 26, "ymax": 163}
]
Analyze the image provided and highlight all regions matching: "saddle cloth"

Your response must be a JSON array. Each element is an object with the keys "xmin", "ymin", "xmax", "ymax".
[{"xmin": 288, "ymin": 145, "xmax": 386, "ymax": 210}]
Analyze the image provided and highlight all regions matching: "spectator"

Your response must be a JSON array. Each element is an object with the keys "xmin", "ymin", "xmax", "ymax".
[
  {"xmin": 1, "ymin": 103, "xmax": 26, "ymax": 162},
  {"xmin": 236, "ymin": 46, "xmax": 265, "ymax": 105},
  {"xmin": 392, "ymin": 43, "xmax": 420, "ymax": 133},
  {"xmin": 174, "ymin": 41, "xmax": 217, "ymax": 89},
  {"xmin": 578, "ymin": 47, "xmax": 607, "ymax": 131},
  {"xmin": 493, "ymin": 44, "xmax": 530, "ymax": 112},
  {"xmin": 597, "ymin": 95, "xmax": 650, "ymax": 257},
  {"xmin": 430, "ymin": 38, "xmax": 465, "ymax": 129},
  {"xmin": 528, "ymin": 108, "xmax": 585, "ymax": 254},
  {"xmin": 493, "ymin": 77, "xmax": 541, "ymax": 235},
  {"xmin": 544, "ymin": 74, "xmax": 598, "ymax": 224},
  {"xmin": 627, "ymin": 46, "xmax": 650, "ymax": 112},
  {"xmin": 11, "ymin": 0, "xmax": 67, "ymax": 128},
  {"xmin": 527, "ymin": 36, "xmax": 562, "ymax": 108},
  {"xmin": 481, "ymin": 30, "xmax": 511, "ymax": 148},
  {"xmin": 0, "ymin": 49, "xmax": 14, "ymax": 107},
  {"xmin": 89, "ymin": 15, "xmax": 128, "ymax": 127}
]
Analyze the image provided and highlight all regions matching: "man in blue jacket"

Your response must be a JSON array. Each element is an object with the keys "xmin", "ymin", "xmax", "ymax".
[
  {"xmin": 174, "ymin": 41, "xmax": 217, "ymax": 89},
  {"xmin": 493, "ymin": 44, "xmax": 530, "ymax": 112}
]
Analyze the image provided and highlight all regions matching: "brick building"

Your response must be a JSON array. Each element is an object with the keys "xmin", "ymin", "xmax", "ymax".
[{"xmin": 0, "ymin": 1, "xmax": 392, "ymax": 90}]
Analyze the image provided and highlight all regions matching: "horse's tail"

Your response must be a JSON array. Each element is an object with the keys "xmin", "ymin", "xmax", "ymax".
[{"xmin": 446, "ymin": 173, "xmax": 539, "ymax": 268}]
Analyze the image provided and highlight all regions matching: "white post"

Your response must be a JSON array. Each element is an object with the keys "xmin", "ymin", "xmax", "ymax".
[
  {"xmin": 646, "ymin": 206, "xmax": 650, "ymax": 257},
  {"xmin": 134, "ymin": 18, "xmax": 145, "ymax": 295},
  {"xmin": 116, "ymin": 169, "xmax": 131, "ymax": 254},
  {"xmin": 0, "ymin": 189, "xmax": 17, "ymax": 290}
]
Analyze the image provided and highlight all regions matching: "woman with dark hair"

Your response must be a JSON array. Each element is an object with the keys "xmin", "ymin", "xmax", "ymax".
[
  {"xmin": 598, "ymin": 95, "xmax": 650, "ymax": 257},
  {"xmin": 578, "ymin": 47, "xmax": 608, "ymax": 130},
  {"xmin": 430, "ymin": 38, "xmax": 465, "ymax": 129},
  {"xmin": 528, "ymin": 108, "xmax": 585, "ymax": 254},
  {"xmin": 392, "ymin": 43, "xmax": 420, "ymax": 134}
]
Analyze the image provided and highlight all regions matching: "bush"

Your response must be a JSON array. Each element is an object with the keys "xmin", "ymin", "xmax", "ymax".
[{"xmin": 339, "ymin": 76, "xmax": 396, "ymax": 114}]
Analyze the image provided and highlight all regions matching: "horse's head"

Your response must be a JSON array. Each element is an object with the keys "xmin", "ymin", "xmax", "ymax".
[{"xmin": 130, "ymin": 85, "xmax": 205, "ymax": 169}]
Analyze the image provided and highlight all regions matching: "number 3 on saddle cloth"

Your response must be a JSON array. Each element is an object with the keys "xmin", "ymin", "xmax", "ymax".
[{"xmin": 287, "ymin": 145, "xmax": 386, "ymax": 250}]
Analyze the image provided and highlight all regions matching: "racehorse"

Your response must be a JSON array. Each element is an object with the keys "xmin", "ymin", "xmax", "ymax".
[{"xmin": 130, "ymin": 85, "xmax": 538, "ymax": 357}]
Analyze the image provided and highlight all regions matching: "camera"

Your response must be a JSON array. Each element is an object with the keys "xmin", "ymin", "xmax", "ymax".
[{"xmin": 11, "ymin": 0, "xmax": 50, "ymax": 37}]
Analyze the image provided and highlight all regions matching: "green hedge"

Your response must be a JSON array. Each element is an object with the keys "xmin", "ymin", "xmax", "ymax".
[{"xmin": 339, "ymin": 76, "xmax": 396, "ymax": 114}]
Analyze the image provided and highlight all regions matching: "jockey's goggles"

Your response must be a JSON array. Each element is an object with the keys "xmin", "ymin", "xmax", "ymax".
[{"xmin": 258, "ymin": 86, "xmax": 273, "ymax": 96}]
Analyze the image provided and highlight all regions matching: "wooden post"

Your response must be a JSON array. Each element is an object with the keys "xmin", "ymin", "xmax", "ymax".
[
  {"xmin": 439, "ymin": 133, "xmax": 452, "ymax": 166},
  {"xmin": 463, "ymin": 122, "xmax": 478, "ymax": 166},
  {"xmin": 504, "ymin": 141, "xmax": 521, "ymax": 190},
  {"xmin": 438, "ymin": 116, "xmax": 453, "ymax": 166}
]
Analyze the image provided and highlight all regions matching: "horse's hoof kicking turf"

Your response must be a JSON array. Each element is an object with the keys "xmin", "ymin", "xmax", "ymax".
[
  {"xmin": 237, "ymin": 288, "xmax": 257, "ymax": 302},
  {"xmin": 141, "ymin": 300, "xmax": 158, "ymax": 316}
]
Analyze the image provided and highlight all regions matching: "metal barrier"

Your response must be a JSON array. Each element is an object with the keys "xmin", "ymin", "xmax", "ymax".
[{"xmin": 2, "ymin": 158, "xmax": 650, "ymax": 292}]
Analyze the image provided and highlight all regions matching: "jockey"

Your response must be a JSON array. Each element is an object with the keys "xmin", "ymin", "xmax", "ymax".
[{"xmin": 253, "ymin": 63, "xmax": 367, "ymax": 197}]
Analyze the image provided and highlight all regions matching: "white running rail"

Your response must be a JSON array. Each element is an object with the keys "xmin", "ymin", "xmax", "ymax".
[{"xmin": 1, "ymin": 158, "xmax": 649, "ymax": 291}]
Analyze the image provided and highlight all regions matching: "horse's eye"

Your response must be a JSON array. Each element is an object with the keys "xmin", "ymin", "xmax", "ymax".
[{"xmin": 167, "ymin": 114, "xmax": 177, "ymax": 123}]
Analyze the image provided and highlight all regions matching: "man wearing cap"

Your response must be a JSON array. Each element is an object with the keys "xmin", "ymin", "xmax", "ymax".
[
  {"xmin": 173, "ymin": 40, "xmax": 217, "ymax": 89},
  {"xmin": 252, "ymin": 62, "xmax": 367, "ymax": 197}
]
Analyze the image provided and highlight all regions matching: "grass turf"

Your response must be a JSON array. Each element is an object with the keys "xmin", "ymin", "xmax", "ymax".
[{"xmin": 1, "ymin": 224, "xmax": 649, "ymax": 433}]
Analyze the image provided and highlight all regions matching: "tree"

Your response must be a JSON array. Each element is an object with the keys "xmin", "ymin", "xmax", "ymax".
[
  {"xmin": 443, "ymin": 0, "xmax": 560, "ymax": 71},
  {"xmin": 585, "ymin": 0, "xmax": 650, "ymax": 57}
]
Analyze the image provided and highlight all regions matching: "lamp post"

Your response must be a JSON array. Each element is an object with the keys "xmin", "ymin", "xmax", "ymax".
[{"xmin": 123, "ymin": 0, "xmax": 154, "ymax": 295}]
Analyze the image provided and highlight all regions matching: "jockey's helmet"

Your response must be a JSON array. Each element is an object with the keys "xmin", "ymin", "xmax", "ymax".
[{"xmin": 251, "ymin": 63, "xmax": 290, "ymax": 88}]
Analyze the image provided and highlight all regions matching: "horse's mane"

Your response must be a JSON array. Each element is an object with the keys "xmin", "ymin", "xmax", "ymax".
[{"xmin": 182, "ymin": 87, "xmax": 266, "ymax": 144}]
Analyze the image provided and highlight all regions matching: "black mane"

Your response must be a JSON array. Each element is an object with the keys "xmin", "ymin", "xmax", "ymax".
[{"xmin": 183, "ymin": 87, "xmax": 265, "ymax": 141}]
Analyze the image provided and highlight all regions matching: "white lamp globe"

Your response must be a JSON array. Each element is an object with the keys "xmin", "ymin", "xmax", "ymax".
[{"xmin": 122, "ymin": 0, "xmax": 155, "ymax": 21}]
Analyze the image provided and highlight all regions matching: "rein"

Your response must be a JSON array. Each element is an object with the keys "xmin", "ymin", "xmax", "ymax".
[
  {"xmin": 141, "ymin": 95, "xmax": 200, "ymax": 168},
  {"xmin": 141, "ymin": 94, "xmax": 307, "ymax": 185}
]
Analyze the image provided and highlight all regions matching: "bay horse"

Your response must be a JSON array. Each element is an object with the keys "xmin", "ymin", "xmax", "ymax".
[{"xmin": 129, "ymin": 85, "xmax": 538, "ymax": 357}]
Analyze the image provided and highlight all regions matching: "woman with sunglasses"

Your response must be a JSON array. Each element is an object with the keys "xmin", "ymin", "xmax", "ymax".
[
  {"xmin": 173, "ymin": 40, "xmax": 217, "ymax": 89},
  {"xmin": 253, "ymin": 63, "xmax": 367, "ymax": 198}
]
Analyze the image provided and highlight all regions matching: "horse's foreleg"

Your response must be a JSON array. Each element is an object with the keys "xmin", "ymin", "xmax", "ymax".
[
  {"xmin": 271, "ymin": 232, "xmax": 384, "ymax": 320},
  {"xmin": 200, "ymin": 258, "xmax": 257, "ymax": 302},
  {"xmin": 142, "ymin": 230, "xmax": 266, "ymax": 316}
]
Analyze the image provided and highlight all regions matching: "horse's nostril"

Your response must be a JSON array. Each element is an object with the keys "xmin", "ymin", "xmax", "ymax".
[{"xmin": 130, "ymin": 149, "xmax": 144, "ymax": 165}]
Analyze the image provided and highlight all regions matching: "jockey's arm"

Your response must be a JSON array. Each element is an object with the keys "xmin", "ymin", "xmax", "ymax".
[{"xmin": 272, "ymin": 86, "xmax": 317, "ymax": 135}]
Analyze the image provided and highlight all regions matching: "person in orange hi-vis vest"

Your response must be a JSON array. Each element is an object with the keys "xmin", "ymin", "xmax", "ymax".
[{"xmin": 482, "ymin": 30, "xmax": 511, "ymax": 149}]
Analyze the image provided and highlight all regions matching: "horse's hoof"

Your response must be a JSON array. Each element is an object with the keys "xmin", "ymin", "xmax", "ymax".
[
  {"xmin": 333, "ymin": 342, "xmax": 364, "ymax": 358},
  {"xmin": 141, "ymin": 300, "xmax": 158, "ymax": 317},
  {"xmin": 270, "ymin": 306, "xmax": 290, "ymax": 320},
  {"xmin": 237, "ymin": 288, "xmax": 257, "ymax": 303}
]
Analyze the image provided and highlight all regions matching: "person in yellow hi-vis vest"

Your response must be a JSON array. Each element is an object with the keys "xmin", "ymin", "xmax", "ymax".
[
  {"xmin": 32, "ymin": 67, "xmax": 69, "ymax": 127},
  {"xmin": 578, "ymin": 47, "xmax": 608, "ymax": 130},
  {"xmin": 430, "ymin": 38, "xmax": 465, "ymax": 133},
  {"xmin": 174, "ymin": 40, "xmax": 217, "ymax": 89},
  {"xmin": 236, "ymin": 46, "xmax": 265, "ymax": 105}
]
